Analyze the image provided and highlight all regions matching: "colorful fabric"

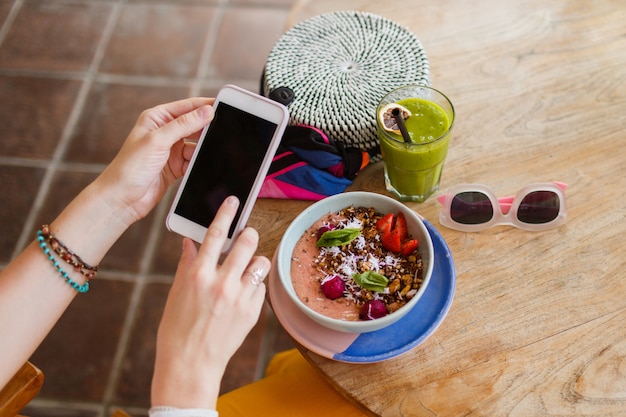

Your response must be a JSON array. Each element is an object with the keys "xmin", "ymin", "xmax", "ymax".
[{"xmin": 260, "ymin": 125, "xmax": 369, "ymax": 201}]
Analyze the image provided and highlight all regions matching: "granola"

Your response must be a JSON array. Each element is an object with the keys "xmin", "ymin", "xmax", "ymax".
[{"xmin": 312, "ymin": 206, "xmax": 424, "ymax": 319}]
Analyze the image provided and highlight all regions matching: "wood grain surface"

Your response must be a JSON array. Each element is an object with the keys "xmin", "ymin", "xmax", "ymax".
[
  {"xmin": 249, "ymin": 0, "xmax": 626, "ymax": 415},
  {"xmin": 0, "ymin": 362, "xmax": 43, "ymax": 417}
]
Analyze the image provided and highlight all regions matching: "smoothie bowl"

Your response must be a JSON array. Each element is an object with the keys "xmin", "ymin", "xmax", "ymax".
[{"xmin": 276, "ymin": 192, "xmax": 434, "ymax": 333}]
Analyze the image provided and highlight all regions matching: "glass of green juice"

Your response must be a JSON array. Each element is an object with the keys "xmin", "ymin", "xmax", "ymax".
[{"xmin": 377, "ymin": 85, "xmax": 455, "ymax": 202}]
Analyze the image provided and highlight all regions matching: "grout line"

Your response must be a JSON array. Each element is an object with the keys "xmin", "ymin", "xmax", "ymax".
[
  {"xmin": 10, "ymin": 0, "xmax": 124, "ymax": 259},
  {"xmin": 91, "ymin": 4, "xmax": 144, "ymax": 414},
  {"xmin": 4, "ymin": 0, "xmax": 126, "ymax": 415},
  {"xmin": 0, "ymin": 67, "xmax": 86, "ymax": 80},
  {"xmin": 0, "ymin": 67, "xmax": 259, "ymax": 89},
  {"xmin": 3, "ymin": 0, "xmax": 295, "ymax": 413},
  {"xmin": 95, "ymin": 72, "xmax": 194, "ymax": 88},
  {"xmin": 189, "ymin": 0, "xmax": 230, "ymax": 96},
  {"xmin": 26, "ymin": 397, "xmax": 103, "ymax": 414},
  {"xmin": 99, "ymin": 196, "xmax": 173, "ymax": 417},
  {"xmin": 0, "ymin": 157, "xmax": 109, "ymax": 174},
  {"xmin": 0, "ymin": 0, "xmax": 22, "ymax": 48},
  {"xmin": 97, "ymin": 0, "xmax": 232, "ymax": 405},
  {"xmin": 0, "ymin": 156, "xmax": 50, "ymax": 169}
]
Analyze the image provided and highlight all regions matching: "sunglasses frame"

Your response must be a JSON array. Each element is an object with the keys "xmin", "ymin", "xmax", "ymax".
[{"xmin": 437, "ymin": 182, "xmax": 568, "ymax": 232}]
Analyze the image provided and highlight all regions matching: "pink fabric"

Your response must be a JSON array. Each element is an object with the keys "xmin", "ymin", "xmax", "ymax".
[
  {"xmin": 260, "ymin": 179, "xmax": 327, "ymax": 200},
  {"xmin": 265, "ymin": 160, "xmax": 309, "ymax": 179}
]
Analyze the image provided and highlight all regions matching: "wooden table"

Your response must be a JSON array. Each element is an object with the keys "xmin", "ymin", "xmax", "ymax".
[{"xmin": 249, "ymin": 0, "xmax": 626, "ymax": 415}]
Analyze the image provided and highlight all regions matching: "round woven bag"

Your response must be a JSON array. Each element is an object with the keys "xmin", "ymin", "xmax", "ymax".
[{"xmin": 262, "ymin": 11, "xmax": 430, "ymax": 160}]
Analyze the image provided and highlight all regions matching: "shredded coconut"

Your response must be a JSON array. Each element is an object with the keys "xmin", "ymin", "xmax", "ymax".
[{"xmin": 311, "ymin": 206, "xmax": 424, "ymax": 317}]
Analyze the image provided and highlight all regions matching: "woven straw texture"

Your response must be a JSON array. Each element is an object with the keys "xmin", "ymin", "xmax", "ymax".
[{"xmin": 262, "ymin": 11, "xmax": 430, "ymax": 158}]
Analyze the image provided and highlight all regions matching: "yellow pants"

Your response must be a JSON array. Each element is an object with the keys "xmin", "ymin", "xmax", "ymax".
[{"xmin": 217, "ymin": 349, "xmax": 368, "ymax": 417}]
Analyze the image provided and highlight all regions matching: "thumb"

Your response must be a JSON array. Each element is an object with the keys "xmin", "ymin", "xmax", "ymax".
[{"xmin": 157, "ymin": 104, "xmax": 214, "ymax": 148}]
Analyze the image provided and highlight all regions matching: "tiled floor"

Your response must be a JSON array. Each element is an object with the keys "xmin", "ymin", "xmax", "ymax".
[{"xmin": 0, "ymin": 0, "xmax": 298, "ymax": 416}]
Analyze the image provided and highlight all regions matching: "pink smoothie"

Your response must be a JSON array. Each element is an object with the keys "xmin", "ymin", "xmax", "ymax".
[{"xmin": 290, "ymin": 214, "xmax": 360, "ymax": 321}]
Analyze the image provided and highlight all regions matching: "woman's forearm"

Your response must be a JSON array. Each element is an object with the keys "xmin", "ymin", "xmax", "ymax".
[
  {"xmin": 0, "ymin": 97, "xmax": 215, "ymax": 394},
  {"xmin": 0, "ymin": 178, "xmax": 133, "ymax": 388}
]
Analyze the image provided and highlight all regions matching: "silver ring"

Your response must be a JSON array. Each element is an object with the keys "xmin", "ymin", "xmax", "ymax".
[{"xmin": 250, "ymin": 267, "xmax": 265, "ymax": 286}]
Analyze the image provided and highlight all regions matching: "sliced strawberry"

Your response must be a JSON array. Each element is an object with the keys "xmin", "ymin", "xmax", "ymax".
[
  {"xmin": 378, "ymin": 212, "xmax": 418, "ymax": 255},
  {"xmin": 376, "ymin": 213, "xmax": 394, "ymax": 235},
  {"xmin": 400, "ymin": 239, "xmax": 419, "ymax": 256},
  {"xmin": 394, "ymin": 212, "xmax": 409, "ymax": 241},
  {"xmin": 382, "ymin": 228, "xmax": 402, "ymax": 253}
]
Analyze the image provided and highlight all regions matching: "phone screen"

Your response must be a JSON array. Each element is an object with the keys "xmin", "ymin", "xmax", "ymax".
[{"xmin": 173, "ymin": 102, "xmax": 278, "ymax": 237}]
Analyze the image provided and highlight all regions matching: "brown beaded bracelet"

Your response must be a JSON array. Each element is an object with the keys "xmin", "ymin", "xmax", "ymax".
[{"xmin": 40, "ymin": 225, "xmax": 99, "ymax": 280}]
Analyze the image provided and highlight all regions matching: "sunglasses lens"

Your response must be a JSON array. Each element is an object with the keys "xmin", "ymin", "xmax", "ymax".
[
  {"xmin": 450, "ymin": 192, "xmax": 494, "ymax": 224},
  {"xmin": 517, "ymin": 191, "xmax": 560, "ymax": 224}
]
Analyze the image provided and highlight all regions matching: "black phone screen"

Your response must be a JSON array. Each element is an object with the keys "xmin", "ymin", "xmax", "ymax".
[{"xmin": 174, "ymin": 102, "xmax": 278, "ymax": 237}]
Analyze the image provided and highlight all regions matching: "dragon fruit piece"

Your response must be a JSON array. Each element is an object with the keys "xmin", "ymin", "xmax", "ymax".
[
  {"xmin": 320, "ymin": 275, "xmax": 345, "ymax": 300},
  {"xmin": 359, "ymin": 299, "xmax": 387, "ymax": 320},
  {"xmin": 316, "ymin": 224, "xmax": 336, "ymax": 240}
]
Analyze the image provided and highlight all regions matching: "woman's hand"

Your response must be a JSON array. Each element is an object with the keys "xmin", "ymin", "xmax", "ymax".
[
  {"xmin": 0, "ymin": 98, "xmax": 217, "ymax": 389},
  {"xmin": 151, "ymin": 196, "xmax": 270, "ymax": 409},
  {"xmin": 95, "ymin": 97, "xmax": 214, "ymax": 226}
]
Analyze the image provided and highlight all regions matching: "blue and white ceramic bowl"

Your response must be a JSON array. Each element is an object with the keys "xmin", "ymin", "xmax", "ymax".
[{"xmin": 276, "ymin": 191, "xmax": 434, "ymax": 333}]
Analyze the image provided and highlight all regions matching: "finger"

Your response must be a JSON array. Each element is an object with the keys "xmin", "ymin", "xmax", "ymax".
[
  {"xmin": 198, "ymin": 196, "xmax": 240, "ymax": 266},
  {"xmin": 221, "ymin": 227, "xmax": 259, "ymax": 277},
  {"xmin": 173, "ymin": 238, "xmax": 198, "ymax": 286},
  {"xmin": 153, "ymin": 104, "xmax": 214, "ymax": 149},
  {"xmin": 168, "ymin": 140, "xmax": 196, "ymax": 179},
  {"xmin": 151, "ymin": 97, "xmax": 214, "ymax": 125},
  {"xmin": 182, "ymin": 141, "xmax": 196, "ymax": 161},
  {"xmin": 248, "ymin": 280, "xmax": 267, "ymax": 318},
  {"xmin": 184, "ymin": 129, "xmax": 204, "ymax": 142},
  {"xmin": 241, "ymin": 256, "xmax": 271, "ymax": 289},
  {"xmin": 240, "ymin": 257, "xmax": 269, "ymax": 322}
]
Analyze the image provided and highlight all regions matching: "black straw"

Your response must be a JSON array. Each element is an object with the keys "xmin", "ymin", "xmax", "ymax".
[{"xmin": 392, "ymin": 108, "xmax": 411, "ymax": 143}]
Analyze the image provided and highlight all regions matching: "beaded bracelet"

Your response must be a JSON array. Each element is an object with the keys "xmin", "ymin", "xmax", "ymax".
[
  {"xmin": 40, "ymin": 225, "xmax": 99, "ymax": 279},
  {"xmin": 37, "ymin": 230, "xmax": 89, "ymax": 293}
]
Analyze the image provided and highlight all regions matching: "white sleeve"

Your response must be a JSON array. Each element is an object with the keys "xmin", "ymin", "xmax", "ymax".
[{"xmin": 149, "ymin": 406, "xmax": 218, "ymax": 417}]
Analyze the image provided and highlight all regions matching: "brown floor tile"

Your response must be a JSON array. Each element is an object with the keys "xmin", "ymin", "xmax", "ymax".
[
  {"xmin": 0, "ymin": 76, "xmax": 82, "ymax": 159},
  {"xmin": 99, "ymin": 3, "xmax": 215, "ymax": 78},
  {"xmin": 2, "ymin": 0, "xmax": 300, "ymax": 414},
  {"xmin": 209, "ymin": 7, "xmax": 289, "ymax": 80},
  {"xmin": 270, "ymin": 318, "xmax": 296, "ymax": 356},
  {"xmin": 65, "ymin": 82, "xmax": 188, "ymax": 164},
  {"xmin": 30, "ymin": 278, "xmax": 135, "ymax": 402},
  {"xmin": 34, "ymin": 170, "xmax": 99, "ymax": 225},
  {"xmin": 0, "ymin": 1, "xmax": 113, "ymax": 72},
  {"xmin": 149, "ymin": 226, "xmax": 182, "ymax": 277},
  {"xmin": 114, "ymin": 282, "xmax": 166, "ymax": 408},
  {"xmin": 0, "ymin": 0, "xmax": 13, "ymax": 24},
  {"xmin": 104, "ymin": 215, "xmax": 158, "ymax": 273},
  {"xmin": 0, "ymin": 165, "xmax": 46, "ymax": 262},
  {"xmin": 230, "ymin": 0, "xmax": 298, "ymax": 7},
  {"xmin": 198, "ymin": 80, "xmax": 264, "ymax": 96}
]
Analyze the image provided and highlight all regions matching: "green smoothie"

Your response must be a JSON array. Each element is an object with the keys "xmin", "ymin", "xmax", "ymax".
[{"xmin": 378, "ymin": 91, "xmax": 454, "ymax": 202}]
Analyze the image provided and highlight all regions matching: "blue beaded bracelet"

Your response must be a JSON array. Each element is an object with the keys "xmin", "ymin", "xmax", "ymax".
[{"xmin": 37, "ymin": 230, "xmax": 89, "ymax": 293}]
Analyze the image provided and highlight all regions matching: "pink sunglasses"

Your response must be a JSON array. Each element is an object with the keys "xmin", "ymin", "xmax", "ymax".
[{"xmin": 437, "ymin": 182, "xmax": 568, "ymax": 232}]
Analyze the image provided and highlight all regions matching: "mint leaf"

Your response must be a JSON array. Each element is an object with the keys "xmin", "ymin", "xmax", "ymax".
[
  {"xmin": 353, "ymin": 271, "xmax": 389, "ymax": 292},
  {"xmin": 316, "ymin": 228, "xmax": 361, "ymax": 247}
]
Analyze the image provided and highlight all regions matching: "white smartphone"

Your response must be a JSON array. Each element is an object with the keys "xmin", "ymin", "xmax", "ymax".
[{"xmin": 166, "ymin": 84, "xmax": 289, "ymax": 253}]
